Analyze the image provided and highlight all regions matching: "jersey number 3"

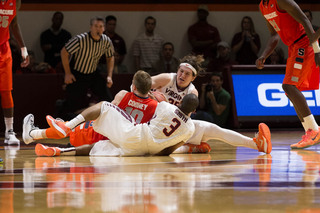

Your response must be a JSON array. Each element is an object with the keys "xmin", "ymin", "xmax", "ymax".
[{"xmin": 163, "ymin": 118, "xmax": 181, "ymax": 136}]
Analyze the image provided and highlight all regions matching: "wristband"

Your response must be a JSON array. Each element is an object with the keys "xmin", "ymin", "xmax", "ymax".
[
  {"xmin": 21, "ymin": 47, "xmax": 28, "ymax": 58},
  {"xmin": 312, "ymin": 42, "xmax": 320, "ymax": 53}
]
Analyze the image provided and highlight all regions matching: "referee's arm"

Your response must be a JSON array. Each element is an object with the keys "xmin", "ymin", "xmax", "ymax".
[{"xmin": 106, "ymin": 55, "xmax": 115, "ymax": 88}]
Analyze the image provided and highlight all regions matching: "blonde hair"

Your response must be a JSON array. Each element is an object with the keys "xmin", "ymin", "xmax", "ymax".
[{"xmin": 133, "ymin": 70, "xmax": 152, "ymax": 95}]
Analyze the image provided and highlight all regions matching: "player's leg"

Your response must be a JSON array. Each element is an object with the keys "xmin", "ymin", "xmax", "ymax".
[
  {"xmin": 69, "ymin": 121, "xmax": 108, "ymax": 147},
  {"xmin": 1, "ymin": 44, "xmax": 19, "ymax": 145},
  {"xmin": 284, "ymin": 44, "xmax": 320, "ymax": 149},
  {"xmin": 46, "ymin": 101, "xmax": 104, "ymax": 137},
  {"xmin": 23, "ymin": 114, "xmax": 66, "ymax": 144},
  {"xmin": 2, "ymin": 97, "xmax": 19, "ymax": 145},
  {"xmin": 186, "ymin": 120, "xmax": 271, "ymax": 153},
  {"xmin": 35, "ymin": 143, "xmax": 94, "ymax": 157}
]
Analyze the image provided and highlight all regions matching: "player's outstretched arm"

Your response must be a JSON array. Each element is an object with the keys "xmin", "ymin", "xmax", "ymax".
[
  {"xmin": 256, "ymin": 17, "xmax": 280, "ymax": 69},
  {"xmin": 310, "ymin": 29, "xmax": 320, "ymax": 44},
  {"xmin": 154, "ymin": 141, "xmax": 184, "ymax": 156}
]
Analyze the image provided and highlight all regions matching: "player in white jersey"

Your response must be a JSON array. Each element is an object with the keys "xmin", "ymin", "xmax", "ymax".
[
  {"xmin": 151, "ymin": 55, "xmax": 202, "ymax": 106},
  {"xmin": 33, "ymin": 94, "xmax": 199, "ymax": 157},
  {"xmin": 151, "ymin": 54, "xmax": 272, "ymax": 154}
]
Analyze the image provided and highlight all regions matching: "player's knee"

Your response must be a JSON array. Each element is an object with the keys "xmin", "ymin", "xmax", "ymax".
[{"xmin": 0, "ymin": 91, "xmax": 13, "ymax": 108}]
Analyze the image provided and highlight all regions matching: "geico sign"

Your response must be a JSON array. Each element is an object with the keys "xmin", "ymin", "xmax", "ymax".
[{"xmin": 258, "ymin": 83, "xmax": 320, "ymax": 107}]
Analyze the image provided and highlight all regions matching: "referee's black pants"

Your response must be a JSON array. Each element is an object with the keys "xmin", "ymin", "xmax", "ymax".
[{"xmin": 65, "ymin": 70, "xmax": 113, "ymax": 114}]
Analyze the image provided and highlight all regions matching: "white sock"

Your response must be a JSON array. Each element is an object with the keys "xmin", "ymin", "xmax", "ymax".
[
  {"xmin": 4, "ymin": 117, "xmax": 13, "ymax": 132},
  {"xmin": 30, "ymin": 129, "xmax": 47, "ymax": 140},
  {"xmin": 302, "ymin": 121, "xmax": 308, "ymax": 132},
  {"xmin": 302, "ymin": 114, "xmax": 318, "ymax": 131},
  {"xmin": 66, "ymin": 114, "xmax": 85, "ymax": 129}
]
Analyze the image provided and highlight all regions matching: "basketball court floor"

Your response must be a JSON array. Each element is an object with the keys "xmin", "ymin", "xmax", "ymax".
[{"xmin": 0, "ymin": 129, "xmax": 320, "ymax": 212}]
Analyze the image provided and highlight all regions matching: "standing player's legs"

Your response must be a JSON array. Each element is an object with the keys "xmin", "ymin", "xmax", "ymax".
[
  {"xmin": 0, "ymin": 41, "xmax": 19, "ymax": 145},
  {"xmin": 283, "ymin": 42, "xmax": 320, "ymax": 149}
]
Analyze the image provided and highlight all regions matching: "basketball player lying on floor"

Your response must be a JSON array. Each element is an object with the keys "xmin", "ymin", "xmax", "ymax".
[
  {"xmin": 22, "ymin": 70, "xmax": 209, "ymax": 153},
  {"xmin": 32, "ymin": 94, "xmax": 199, "ymax": 157},
  {"xmin": 150, "ymin": 54, "xmax": 272, "ymax": 154},
  {"xmin": 24, "ymin": 61, "xmax": 272, "ymax": 154}
]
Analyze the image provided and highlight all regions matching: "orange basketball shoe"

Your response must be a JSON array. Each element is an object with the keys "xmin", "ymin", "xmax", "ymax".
[
  {"xmin": 291, "ymin": 128, "xmax": 320, "ymax": 149},
  {"xmin": 253, "ymin": 123, "xmax": 272, "ymax": 154},
  {"xmin": 187, "ymin": 142, "xmax": 212, "ymax": 153},
  {"xmin": 46, "ymin": 115, "xmax": 71, "ymax": 138},
  {"xmin": 35, "ymin": 144, "xmax": 61, "ymax": 157}
]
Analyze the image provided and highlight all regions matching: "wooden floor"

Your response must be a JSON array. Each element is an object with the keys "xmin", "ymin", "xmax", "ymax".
[{"xmin": 1, "ymin": 129, "xmax": 320, "ymax": 213}]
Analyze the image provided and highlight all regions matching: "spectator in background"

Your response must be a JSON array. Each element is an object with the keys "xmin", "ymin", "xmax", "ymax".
[
  {"xmin": 18, "ymin": 50, "xmax": 55, "ymax": 74},
  {"xmin": 104, "ymin": 15, "xmax": 127, "ymax": 64},
  {"xmin": 188, "ymin": 4, "xmax": 221, "ymax": 61},
  {"xmin": 265, "ymin": 47, "xmax": 286, "ymax": 65},
  {"xmin": 113, "ymin": 51, "xmax": 128, "ymax": 74},
  {"xmin": 303, "ymin": 9, "xmax": 320, "ymax": 44},
  {"xmin": 133, "ymin": 16, "xmax": 164, "ymax": 73},
  {"xmin": 193, "ymin": 72, "xmax": 231, "ymax": 128},
  {"xmin": 151, "ymin": 42, "xmax": 179, "ymax": 74},
  {"xmin": 207, "ymin": 41, "xmax": 237, "ymax": 72},
  {"xmin": 98, "ymin": 15, "xmax": 127, "ymax": 74},
  {"xmin": 40, "ymin": 11, "xmax": 71, "ymax": 69},
  {"xmin": 60, "ymin": 16, "xmax": 114, "ymax": 120},
  {"xmin": 303, "ymin": 9, "xmax": 319, "ymax": 32},
  {"xmin": 231, "ymin": 16, "xmax": 261, "ymax": 65}
]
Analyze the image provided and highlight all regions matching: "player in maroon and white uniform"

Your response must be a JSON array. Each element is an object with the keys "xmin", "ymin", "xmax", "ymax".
[
  {"xmin": 33, "ymin": 94, "xmax": 199, "ymax": 157},
  {"xmin": 151, "ymin": 54, "xmax": 272, "ymax": 154},
  {"xmin": 0, "ymin": 0, "xmax": 29, "ymax": 145}
]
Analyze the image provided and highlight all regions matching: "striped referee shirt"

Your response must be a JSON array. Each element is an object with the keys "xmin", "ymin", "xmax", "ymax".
[{"xmin": 65, "ymin": 32, "xmax": 114, "ymax": 74}]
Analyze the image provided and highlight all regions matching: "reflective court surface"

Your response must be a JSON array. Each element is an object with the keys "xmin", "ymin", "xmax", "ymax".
[{"xmin": 1, "ymin": 130, "xmax": 320, "ymax": 213}]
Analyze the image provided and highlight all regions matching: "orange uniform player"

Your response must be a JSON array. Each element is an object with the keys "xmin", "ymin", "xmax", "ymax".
[
  {"xmin": 257, "ymin": 0, "xmax": 320, "ymax": 149},
  {"xmin": 23, "ymin": 71, "xmax": 159, "ymax": 146},
  {"xmin": 37, "ymin": 90, "xmax": 159, "ymax": 147},
  {"xmin": 1, "ymin": 0, "xmax": 29, "ymax": 145}
]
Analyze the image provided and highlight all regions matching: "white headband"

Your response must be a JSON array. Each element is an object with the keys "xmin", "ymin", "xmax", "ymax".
[{"xmin": 180, "ymin": 63, "xmax": 197, "ymax": 75}]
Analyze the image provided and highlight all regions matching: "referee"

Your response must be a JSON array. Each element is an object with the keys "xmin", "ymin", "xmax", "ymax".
[{"xmin": 61, "ymin": 16, "xmax": 114, "ymax": 117}]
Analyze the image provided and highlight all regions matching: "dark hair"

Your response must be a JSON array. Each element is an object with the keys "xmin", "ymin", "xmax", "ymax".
[
  {"xmin": 133, "ymin": 70, "xmax": 152, "ymax": 95},
  {"xmin": 179, "ymin": 54, "xmax": 206, "ymax": 77},
  {"xmin": 241, "ymin": 16, "xmax": 256, "ymax": 35},
  {"xmin": 53, "ymin": 11, "xmax": 63, "ymax": 18},
  {"xmin": 179, "ymin": 94, "xmax": 199, "ymax": 115},
  {"xmin": 210, "ymin": 72, "xmax": 223, "ymax": 81},
  {"xmin": 145, "ymin": 16, "xmax": 156, "ymax": 25},
  {"xmin": 162, "ymin": 42, "xmax": 174, "ymax": 51},
  {"xmin": 90, "ymin": 16, "xmax": 105, "ymax": 25},
  {"xmin": 105, "ymin": 15, "xmax": 117, "ymax": 23}
]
